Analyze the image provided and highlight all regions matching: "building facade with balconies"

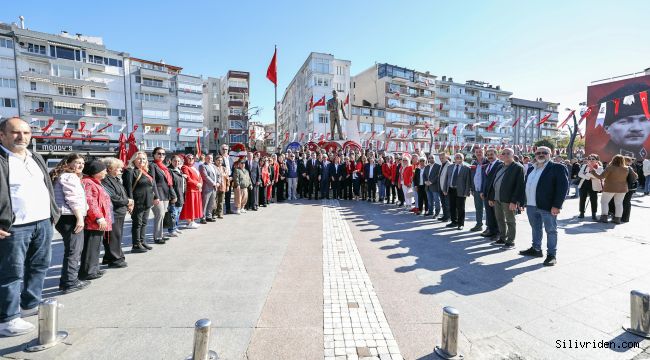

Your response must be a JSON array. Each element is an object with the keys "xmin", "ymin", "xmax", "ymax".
[
  {"xmin": 279, "ymin": 52, "xmax": 351, "ymax": 143},
  {"xmin": 203, "ymin": 76, "xmax": 222, "ymax": 152},
  {"xmin": 510, "ymin": 97, "xmax": 559, "ymax": 147},
  {"xmin": 4, "ymin": 23, "xmax": 129, "ymax": 146},
  {"xmin": 352, "ymin": 63, "xmax": 436, "ymax": 150},
  {"xmin": 435, "ymin": 76, "xmax": 513, "ymax": 146},
  {"xmin": 223, "ymin": 70, "xmax": 250, "ymax": 145},
  {"xmin": 0, "ymin": 24, "xmax": 18, "ymax": 120}
]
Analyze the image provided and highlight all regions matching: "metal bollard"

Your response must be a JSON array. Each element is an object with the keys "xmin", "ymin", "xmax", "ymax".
[
  {"xmin": 434, "ymin": 306, "xmax": 463, "ymax": 359},
  {"xmin": 185, "ymin": 319, "xmax": 218, "ymax": 360},
  {"xmin": 624, "ymin": 290, "xmax": 650, "ymax": 339},
  {"xmin": 25, "ymin": 298, "xmax": 68, "ymax": 352}
]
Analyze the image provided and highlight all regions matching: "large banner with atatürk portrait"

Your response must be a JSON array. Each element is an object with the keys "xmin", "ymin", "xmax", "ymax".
[{"xmin": 586, "ymin": 75, "xmax": 650, "ymax": 161}]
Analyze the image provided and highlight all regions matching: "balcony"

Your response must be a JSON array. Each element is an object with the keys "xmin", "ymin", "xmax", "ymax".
[
  {"xmin": 228, "ymin": 70, "xmax": 249, "ymax": 79},
  {"xmin": 460, "ymin": 93, "xmax": 478, "ymax": 101},
  {"xmin": 19, "ymin": 71, "xmax": 108, "ymax": 89},
  {"xmin": 140, "ymin": 84, "xmax": 169, "ymax": 96},
  {"xmin": 228, "ymin": 100, "xmax": 245, "ymax": 107},
  {"xmin": 140, "ymin": 67, "xmax": 172, "ymax": 80},
  {"xmin": 19, "ymin": 49, "xmax": 51, "ymax": 63},
  {"xmin": 141, "ymin": 116, "xmax": 170, "ymax": 126},
  {"xmin": 479, "ymin": 97, "xmax": 498, "ymax": 104},
  {"xmin": 228, "ymin": 114, "xmax": 246, "ymax": 121},
  {"xmin": 141, "ymin": 100, "xmax": 169, "ymax": 110},
  {"xmin": 177, "ymin": 104, "xmax": 203, "ymax": 113},
  {"xmin": 228, "ymin": 86, "xmax": 248, "ymax": 94},
  {"xmin": 436, "ymin": 89, "xmax": 450, "ymax": 98}
]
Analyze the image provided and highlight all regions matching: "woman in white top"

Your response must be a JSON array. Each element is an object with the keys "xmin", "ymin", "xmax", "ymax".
[
  {"xmin": 50, "ymin": 154, "xmax": 90, "ymax": 294},
  {"xmin": 577, "ymin": 154, "xmax": 603, "ymax": 220}
]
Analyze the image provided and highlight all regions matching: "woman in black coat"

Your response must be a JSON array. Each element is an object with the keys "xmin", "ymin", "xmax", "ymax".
[
  {"xmin": 101, "ymin": 158, "xmax": 132, "ymax": 267},
  {"xmin": 168, "ymin": 155, "xmax": 186, "ymax": 236},
  {"xmin": 123, "ymin": 151, "xmax": 158, "ymax": 253}
]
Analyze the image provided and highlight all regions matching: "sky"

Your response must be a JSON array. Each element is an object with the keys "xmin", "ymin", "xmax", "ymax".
[{"xmin": 3, "ymin": 0, "xmax": 649, "ymax": 126}]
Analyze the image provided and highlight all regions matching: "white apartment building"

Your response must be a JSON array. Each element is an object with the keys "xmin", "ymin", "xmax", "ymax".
[
  {"xmin": 1, "ymin": 22, "xmax": 129, "ymax": 153},
  {"xmin": 435, "ymin": 76, "xmax": 513, "ymax": 145},
  {"xmin": 279, "ymin": 52, "xmax": 351, "ymax": 143},
  {"xmin": 352, "ymin": 63, "xmax": 437, "ymax": 151},
  {"xmin": 0, "ymin": 24, "xmax": 18, "ymax": 119}
]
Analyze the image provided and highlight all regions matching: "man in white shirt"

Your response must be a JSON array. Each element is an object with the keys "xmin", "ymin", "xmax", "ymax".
[{"xmin": 0, "ymin": 118, "xmax": 59, "ymax": 337}]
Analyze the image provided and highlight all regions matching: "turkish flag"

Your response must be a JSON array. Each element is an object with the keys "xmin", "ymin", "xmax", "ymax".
[
  {"xmin": 78, "ymin": 121, "xmax": 86, "ymax": 132},
  {"xmin": 266, "ymin": 48, "xmax": 277, "ymax": 86},
  {"xmin": 63, "ymin": 128, "xmax": 73, "ymax": 138},
  {"xmin": 486, "ymin": 121, "xmax": 498, "ymax": 131},
  {"xmin": 118, "ymin": 132, "xmax": 127, "ymax": 166},
  {"xmin": 452, "ymin": 125, "xmax": 457, "ymax": 136},
  {"xmin": 640, "ymin": 91, "xmax": 650, "ymax": 119},
  {"xmin": 344, "ymin": 94, "xmax": 349, "ymax": 106},
  {"xmin": 313, "ymin": 96, "xmax": 325, "ymax": 108},
  {"xmin": 536, "ymin": 113, "xmax": 552, "ymax": 127},
  {"xmin": 512, "ymin": 116, "xmax": 521, "ymax": 126},
  {"xmin": 308, "ymin": 95, "xmax": 314, "ymax": 111},
  {"xmin": 126, "ymin": 132, "xmax": 138, "ymax": 161},
  {"xmin": 578, "ymin": 106, "xmax": 593, "ymax": 125}
]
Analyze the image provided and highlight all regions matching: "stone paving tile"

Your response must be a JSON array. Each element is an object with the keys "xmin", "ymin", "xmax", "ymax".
[{"xmin": 323, "ymin": 199, "xmax": 403, "ymax": 360}]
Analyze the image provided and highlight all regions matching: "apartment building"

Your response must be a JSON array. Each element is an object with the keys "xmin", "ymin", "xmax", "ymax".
[
  {"xmin": 435, "ymin": 76, "xmax": 513, "ymax": 145},
  {"xmin": 352, "ymin": 63, "xmax": 436, "ymax": 150},
  {"xmin": 279, "ymin": 52, "xmax": 351, "ymax": 142},
  {"xmin": 510, "ymin": 97, "xmax": 559, "ymax": 146},
  {"xmin": 0, "ymin": 24, "xmax": 18, "ymax": 119}
]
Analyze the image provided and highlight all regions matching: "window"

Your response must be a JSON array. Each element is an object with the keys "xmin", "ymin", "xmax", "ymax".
[
  {"xmin": 229, "ymin": 108, "xmax": 243, "ymax": 115},
  {"xmin": 313, "ymin": 76, "xmax": 330, "ymax": 87},
  {"xmin": 106, "ymin": 108, "xmax": 126, "ymax": 117},
  {"xmin": 374, "ymin": 110, "xmax": 385, "ymax": 118},
  {"xmin": 0, "ymin": 78, "xmax": 16, "ymax": 88},
  {"xmin": 178, "ymin": 112, "xmax": 203, "ymax": 122},
  {"xmin": 336, "ymin": 66, "xmax": 345, "ymax": 75},
  {"xmin": 359, "ymin": 122, "xmax": 372, "ymax": 133},
  {"xmin": 0, "ymin": 57, "xmax": 15, "ymax": 69},
  {"xmin": 228, "ymin": 79, "xmax": 247, "ymax": 88},
  {"xmin": 178, "ymin": 83, "xmax": 202, "ymax": 94},
  {"xmin": 50, "ymin": 45, "xmax": 80, "ymax": 61},
  {"xmin": 1, "ymin": 98, "xmax": 17, "ymax": 108},
  {"xmin": 30, "ymin": 81, "xmax": 36, "ymax": 91},
  {"xmin": 311, "ymin": 58, "xmax": 330, "ymax": 74},
  {"xmin": 27, "ymin": 43, "xmax": 46, "ymax": 55},
  {"xmin": 335, "ymin": 82, "xmax": 344, "ymax": 92},
  {"xmin": 142, "ymin": 109, "xmax": 170, "ymax": 119},
  {"xmin": 374, "ymin": 124, "xmax": 384, "ymax": 133},
  {"xmin": 387, "ymin": 98, "xmax": 400, "ymax": 108},
  {"xmin": 91, "ymin": 107, "xmax": 107, "ymax": 116},
  {"xmin": 135, "ymin": 92, "xmax": 165, "ymax": 102},
  {"xmin": 142, "ymin": 77, "xmax": 164, "ymax": 88},
  {"xmin": 52, "ymin": 64, "xmax": 81, "ymax": 79},
  {"xmin": 386, "ymin": 112, "xmax": 401, "ymax": 122},
  {"xmin": 57, "ymin": 86, "xmax": 77, "ymax": 96},
  {"xmin": 90, "ymin": 89, "xmax": 96, "ymax": 98},
  {"xmin": 229, "ymin": 120, "xmax": 245, "ymax": 129},
  {"xmin": 318, "ymin": 113, "xmax": 328, "ymax": 124},
  {"xmin": 178, "ymin": 98, "xmax": 202, "ymax": 108},
  {"xmin": 30, "ymin": 101, "xmax": 50, "ymax": 113},
  {"xmin": 141, "ymin": 62, "xmax": 165, "ymax": 71},
  {"xmin": 53, "ymin": 105, "xmax": 83, "ymax": 116},
  {"xmin": 213, "ymin": 116, "xmax": 218, "ymax": 122},
  {"xmin": 0, "ymin": 38, "xmax": 13, "ymax": 49},
  {"xmin": 230, "ymin": 134, "xmax": 247, "ymax": 143}
]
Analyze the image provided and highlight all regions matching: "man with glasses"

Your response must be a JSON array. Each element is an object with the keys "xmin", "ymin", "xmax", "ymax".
[
  {"xmin": 424, "ymin": 154, "xmax": 441, "ymax": 217},
  {"xmin": 0, "ymin": 118, "xmax": 59, "ymax": 336},
  {"xmin": 199, "ymin": 154, "xmax": 218, "ymax": 223},
  {"xmin": 286, "ymin": 152, "xmax": 299, "ymax": 200},
  {"xmin": 219, "ymin": 145, "xmax": 234, "ymax": 215},
  {"xmin": 520, "ymin": 146, "xmax": 569, "ymax": 266},
  {"xmin": 486, "ymin": 148, "xmax": 525, "ymax": 249},
  {"xmin": 443, "ymin": 153, "xmax": 472, "ymax": 230},
  {"xmin": 245, "ymin": 152, "xmax": 260, "ymax": 210}
]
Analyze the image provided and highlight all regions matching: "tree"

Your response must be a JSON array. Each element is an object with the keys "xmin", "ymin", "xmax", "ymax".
[{"xmin": 534, "ymin": 138, "xmax": 555, "ymax": 152}]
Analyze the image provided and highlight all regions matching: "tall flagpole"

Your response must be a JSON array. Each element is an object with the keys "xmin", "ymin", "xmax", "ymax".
[{"xmin": 274, "ymin": 45, "xmax": 278, "ymax": 152}]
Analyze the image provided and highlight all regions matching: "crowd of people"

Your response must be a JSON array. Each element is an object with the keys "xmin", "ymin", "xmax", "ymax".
[{"xmin": 0, "ymin": 116, "xmax": 646, "ymax": 337}]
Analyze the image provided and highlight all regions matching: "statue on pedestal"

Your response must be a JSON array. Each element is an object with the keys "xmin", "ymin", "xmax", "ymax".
[{"xmin": 327, "ymin": 90, "xmax": 348, "ymax": 141}]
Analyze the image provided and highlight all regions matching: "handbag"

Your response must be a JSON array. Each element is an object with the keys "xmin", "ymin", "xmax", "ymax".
[{"xmin": 163, "ymin": 210, "xmax": 174, "ymax": 229}]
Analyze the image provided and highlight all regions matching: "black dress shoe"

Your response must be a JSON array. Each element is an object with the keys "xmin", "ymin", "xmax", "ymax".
[
  {"xmin": 79, "ymin": 272, "xmax": 103, "ymax": 281},
  {"xmin": 154, "ymin": 239, "xmax": 166, "ymax": 244},
  {"xmin": 543, "ymin": 255, "xmax": 557, "ymax": 266},
  {"xmin": 491, "ymin": 239, "xmax": 506, "ymax": 245},
  {"xmin": 501, "ymin": 242, "xmax": 515, "ymax": 250},
  {"xmin": 131, "ymin": 246, "xmax": 147, "ymax": 253},
  {"xmin": 457, "ymin": 225, "xmax": 464, "ymax": 230},
  {"xmin": 206, "ymin": 218, "xmax": 216, "ymax": 222},
  {"xmin": 60, "ymin": 280, "xmax": 90, "ymax": 294},
  {"xmin": 481, "ymin": 232, "xmax": 497, "ymax": 238},
  {"xmin": 469, "ymin": 225, "xmax": 483, "ymax": 232},
  {"xmin": 142, "ymin": 243, "xmax": 153, "ymax": 250},
  {"xmin": 445, "ymin": 222, "xmax": 458, "ymax": 228},
  {"xmin": 108, "ymin": 261, "xmax": 128, "ymax": 268},
  {"xmin": 578, "ymin": 213, "xmax": 585, "ymax": 219},
  {"xmin": 200, "ymin": 219, "xmax": 207, "ymax": 224},
  {"xmin": 519, "ymin": 247, "xmax": 544, "ymax": 257}
]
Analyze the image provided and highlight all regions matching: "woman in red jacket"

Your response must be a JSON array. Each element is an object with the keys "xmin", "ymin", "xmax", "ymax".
[
  {"xmin": 79, "ymin": 160, "xmax": 113, "ymax": 281},
  {"xmin": 344, "ymin": 157, "xmax": 355, "ymax": 200},
  {"xmin": 353, "ymin": 156, "xmax": 364, "ymax": 200},
  {"xmin": 180, "ymin": 154, "xmax": 203, "ymax": 229},
  {"xmin": 259, "ymin": 157, "xmax": 271, "ymax": 207},
  {"xmin": 381, "ymin": 155, "xmax": 396, "ymax": 204}
]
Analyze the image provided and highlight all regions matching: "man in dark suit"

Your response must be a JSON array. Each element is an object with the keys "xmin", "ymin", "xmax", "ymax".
[
  {"xmin": 443, "ymin": 153, "xmax": 473, "ymax": 230},
  {"xmin": 306, "ymin": 152, "xmax": 321, "ymax": 200},
  {"xmin": 435, "ymin": 152, "xmax": 451, "ymax": 221},
  {"xmin": 470, "ymin": 148, "xmax": 487, "ymax": 232},
  {"xmin": 413, "ymin": 158, "xmax": 428, "ymax": 214},
  {"xmin": 329, "ymin": 156, "xmax": 346, "ymax": 199},
  {"xmin": 520, "ymin": 146, "xmax": 569, "ymax": 266},
  {"xmin": 486, "ymin": 148, "xmax": 525, "ymax": 249},
  {"xmin": 423, "ymin": 155, "xmax": 439, "ymax": 216},
  {"xmin": 320, "ymin": 154, "xmax": 331, "ymax": 199},
  {"xmin": 480, "ymin": 148, "xmax": 503, "ymax": 238},
  {"xmin": 245, "ymin": 152, "xmax": 260, "ymax": 210},
  {"xmin": 297, "ymin": 152, "xmax": 308, "ymax": 198},
  {"xmin": 364, "ymin": 156, "xmax": 380, "ymax": 202}
]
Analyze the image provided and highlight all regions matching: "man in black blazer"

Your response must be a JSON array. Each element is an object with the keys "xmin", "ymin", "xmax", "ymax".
[
  {"xmin": 520, "ymin": 146, "xmax": 569, "ymax": 266},
  {"xmin": 245, "ymin": 152, "xmax": 260, "ymax": 210},
  {"xmin": 329, "ymin": 156, "xmax": 346, "ymax": 199},
  {"xmin": 297, "ymin": 152, "xmax": 308, "ymax": 198},
  {"xmin": 306, "ymin": 152, "xmax": 321, "ymax": 200},
  {"xmin": 413, "ymin": 158, "xmax": 428, "ymax": 214},
  {"xmin": 481, "ymin": 148, "xmax": 503, "ymax": 238},
  {"xmin": 486, "ymin": 148, "xmax": 525, "ymax": 249},
  {"xmin": 363, "ymin": 156, "xmax": 380, "ymax": 202},
  {"xmin": 434, "ymin": 152, "xmax": 451, "ymax": 221}
]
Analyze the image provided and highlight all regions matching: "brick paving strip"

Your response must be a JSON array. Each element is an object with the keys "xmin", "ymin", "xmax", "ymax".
[{"xmin": 322, "ymin": 199, "xmax": 403, "ymax": 360}]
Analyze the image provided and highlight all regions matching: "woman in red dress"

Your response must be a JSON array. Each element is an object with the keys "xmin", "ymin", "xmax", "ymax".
[{"xmin": 180, "ymin": 154, "xmax": 203, "ymax": 229}]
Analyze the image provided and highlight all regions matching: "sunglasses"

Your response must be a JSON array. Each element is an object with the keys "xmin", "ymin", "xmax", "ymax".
[{"xmin": 535, "ymin": 152, "xmax": 549, "ymax": 155}]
